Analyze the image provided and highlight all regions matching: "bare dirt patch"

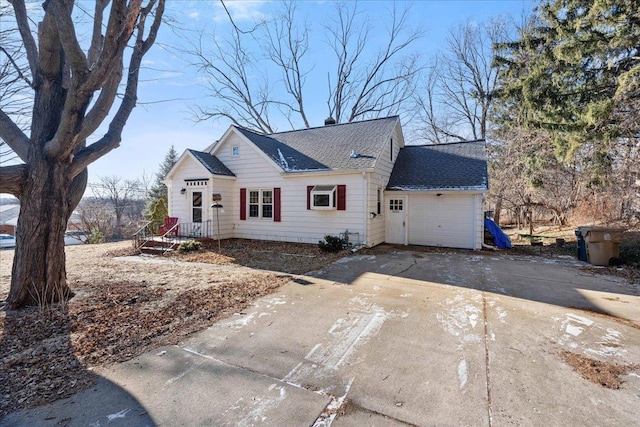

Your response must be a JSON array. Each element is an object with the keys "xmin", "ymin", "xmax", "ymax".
[
  {"xmin": 559, "ymin": 350, "xmax": 639, "ymax": 389},
  {"xmin": 0, "ymin": 240, "xmax": 340, "ymax": 417}
]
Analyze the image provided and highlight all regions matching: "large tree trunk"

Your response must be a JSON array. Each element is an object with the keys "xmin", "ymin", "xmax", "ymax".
[{"xmin": 7, "ymin": 157, "xmax": 85, "ymax": 309}]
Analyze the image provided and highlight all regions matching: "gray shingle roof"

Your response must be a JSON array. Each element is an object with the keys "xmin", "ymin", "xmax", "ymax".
[
  {"xmin": 387, "ymin": 141, "xmax": 488, "ymax": 191},
  {"xmin": 234, "ymin": 116, "xmax": 399, "ymax": 172},
  {"xmin": 188, "ymin": 149, "xmax": 236, "ymax": 177}
]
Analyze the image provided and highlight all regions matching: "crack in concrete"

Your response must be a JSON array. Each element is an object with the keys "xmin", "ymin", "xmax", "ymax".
[
  {"xmin": 340, "ymin": 400, "xmax": 420, "ymax": 426},
  {"xmin": 482, "ymin": 293, "xmax": 493, "ymax": 427},
  {"xmin": 395, "ymin": 259, "xmax": 418, "ymax": 276}
]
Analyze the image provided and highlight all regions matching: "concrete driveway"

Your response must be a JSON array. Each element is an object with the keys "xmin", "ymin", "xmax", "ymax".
[{"xmin": 4, "ymin": 249, "xmax": 640, "ymax": 426}]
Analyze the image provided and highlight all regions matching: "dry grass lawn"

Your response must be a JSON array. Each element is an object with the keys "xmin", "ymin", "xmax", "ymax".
[{"xmin": 0, "ymin": 239, "xmax": 343, "ymax": 417}]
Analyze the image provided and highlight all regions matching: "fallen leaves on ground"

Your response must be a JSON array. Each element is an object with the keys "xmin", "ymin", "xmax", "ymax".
[
  {"xmin": 173, "ymin": 238, "xmax": 346, "ymax": 274},
  {"xmin": 0, "ymin": 272, "xmax": 289, "ymax": 417},
  {"xmin": 559, "ymin": 350, "xmax": 639, "ymax": 389}
]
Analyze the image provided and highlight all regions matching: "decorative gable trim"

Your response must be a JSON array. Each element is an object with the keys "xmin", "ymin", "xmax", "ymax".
[{"xmin": 185, "ymin": 179, "xmax": 208, "ymax": 186}]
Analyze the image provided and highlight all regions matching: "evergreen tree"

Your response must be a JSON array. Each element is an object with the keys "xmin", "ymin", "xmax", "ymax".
[
  {"xmin": 149, "ymin": 198, "xmax": 168, "ymax": 234},
  {"xmin": 145, "ymin": 146, "xmax": 178, "ymax": 218},
  {"xmin": 494, "ymin": 0, "xmax": 639, "ymax": 160}
]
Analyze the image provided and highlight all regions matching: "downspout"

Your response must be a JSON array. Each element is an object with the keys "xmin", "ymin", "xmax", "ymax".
[{"xmin": 362, "ymin": 171, "xmax": 368, "ymax": 247}]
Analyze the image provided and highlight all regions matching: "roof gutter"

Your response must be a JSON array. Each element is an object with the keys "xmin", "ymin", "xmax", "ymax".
[{"xmin": 280, "ymin": 167, "xmax": 376, "ymax": 178}]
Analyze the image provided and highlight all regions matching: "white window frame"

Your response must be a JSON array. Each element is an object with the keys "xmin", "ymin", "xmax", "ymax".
[
  {"xmin": 232, "ymin": 146, "xmax": 240, "ymax": 156},
  {"xmin": 248, "ymin": 189, "xmax": 273, "ymax": 219},
  {"xmin": 389, "ymin": 198, "xmax": 403, "ymax": 212},
  {"xmin": 311, "ymin": 185, "xmax": 337, "ymax": 210}
]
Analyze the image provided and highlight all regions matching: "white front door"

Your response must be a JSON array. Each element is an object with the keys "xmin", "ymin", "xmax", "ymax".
[
  {"xmin": 190, "ymin": 190, "xmax": 204, "ymax": 223},
  {"xmin": 385, "ymin": 196, "xmax": 406, "ymax": 244}
]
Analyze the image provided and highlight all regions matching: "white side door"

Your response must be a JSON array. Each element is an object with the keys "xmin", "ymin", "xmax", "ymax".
[{"xmin": 385, "ymin": 196, "xmax": 407, "ymax": 244}]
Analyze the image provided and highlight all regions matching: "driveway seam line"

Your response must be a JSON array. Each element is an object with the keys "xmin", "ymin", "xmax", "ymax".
[
  {"xmin": 482, "ymin": 292, "xmax": 493, "ymax": 427},
  {"xmin": 341, "ymin": 401, "xmax": 420, "ymax": 426},
  {"xmin": 178, "ymin": 345, "xmax": 325, "ymax": 396}
]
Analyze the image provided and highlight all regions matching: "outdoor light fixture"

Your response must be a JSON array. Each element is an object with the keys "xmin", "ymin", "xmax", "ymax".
[
  {"xmin": 370, "ymin": 212, "xmax": 377, "ymax": 219},
  {"xmin": 180, "ymin": 188, "xmax": 186, "ymax": 195},
  {"xmin": 436, "ymin": 193, "xmax": 443, "ymax": 197}
]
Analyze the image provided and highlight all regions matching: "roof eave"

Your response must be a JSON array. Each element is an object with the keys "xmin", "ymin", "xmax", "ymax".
[
  {"xmin": 386, "ymin": 187, "xmax": 488, "ymax": 193},
  {"xmin": 281, "ymin": 167, "xmax": 375, "ymax": 177}
]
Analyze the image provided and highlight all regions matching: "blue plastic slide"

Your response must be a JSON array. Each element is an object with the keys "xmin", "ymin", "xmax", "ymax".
[{"xmin": 484, "ymin": 218, "xmax": 512, "ymax": 249}]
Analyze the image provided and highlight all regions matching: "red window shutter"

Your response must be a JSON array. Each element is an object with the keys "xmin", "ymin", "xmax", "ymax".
[
  {"xmin": 240, "ymin": 188, "xmax": 246, "ymax": 220},
  {"xmin": 337, "ymin": 185, "xmax": 346, "ymax": 211},
  {"xmin": 307, "ymin": 185, "xmax": 313, "ymax": 210},
  {"xmin": 274, "ymin": 188, "xmax": 281, "ymax": 222}
]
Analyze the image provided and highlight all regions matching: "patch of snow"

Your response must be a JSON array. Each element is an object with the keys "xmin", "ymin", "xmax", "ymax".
[
  {"xmin": 311, "ymin": 377, "xmax": 354, "ymax": 427},
  {"xmin": 107, "ymin": 409, "xmax": 130, "ymax": 422},
  {"xmin": 284, "ymin": 295, "xmax": 405, "ymax": 390},
  {"xmin": 458, "ymin": 360, "xmax": 468, "ymax": 390},
  {"xmin": 277, "ymin": 149, "xmax": 290, "ymax": 171},
  {"xmin": 234, "ymin": 384, "xmax": 287, "ymax": 427},
  {"xmin": 221, "ymin": 312, "xmax": 256, "ymax": 329},
  {"xmin": 565, "ymin": 324, "xmax": 584, "ymax": 336},
  {"xmin": 335, "ymin": 255, "xmax": 376, "ymax": 263},
  {"xmin": 566, "ymin": 313, "xmax": 594, "ymax": 326}
]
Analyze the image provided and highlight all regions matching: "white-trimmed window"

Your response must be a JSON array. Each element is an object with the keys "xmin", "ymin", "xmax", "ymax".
[
  {"xmin": 232, "ymin": 146, "xmax": 240, "ymax": 156},
  {"xmin": 376, "ymin": 187, "xmax": 382, "ymax": 215},
  {"xmin": 311, "ymin": 185, "xmax": 337, "ymax": 210},
  {"xmin": 248, "ymin": 189, "xmax": 273, "ymax": 219}
]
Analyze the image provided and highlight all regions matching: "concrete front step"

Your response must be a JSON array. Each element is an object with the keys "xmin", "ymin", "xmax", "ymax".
[{"xmin": 140, "ymin": 246, "xmax": 175, "ymax": 255}]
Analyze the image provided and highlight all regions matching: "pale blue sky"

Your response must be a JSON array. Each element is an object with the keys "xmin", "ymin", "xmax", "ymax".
[{"xmin": 12, "ymin": 1, "xmax": 537, "ymax": 189}]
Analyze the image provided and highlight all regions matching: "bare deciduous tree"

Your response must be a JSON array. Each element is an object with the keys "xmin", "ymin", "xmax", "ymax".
[
  {"xmin": 0, "ymin": 0, "xmax": 165, "ymax": 308},
  {"xmin": 192, "ymin": 1, "xmax": 423, "ymax": 132},
  {"xmin": 325, "ymin": 2, "xmax": 423, "ymax": 124},
  {"xmin": 90, "ymin": 176, "xmax": 143, "ymax": 238},
  {"xmin": 415, "ymin": 19, "xmax": 506, "ymax": 143}
]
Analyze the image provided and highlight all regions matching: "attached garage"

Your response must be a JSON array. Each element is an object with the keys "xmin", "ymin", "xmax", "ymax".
[
  {"xmin": 408, "ymin": 193, "xmax": 482, "ymax": 249},
  {"xmin": 385, "ymin": 141, "xmax": 488, "ymax": 250}
]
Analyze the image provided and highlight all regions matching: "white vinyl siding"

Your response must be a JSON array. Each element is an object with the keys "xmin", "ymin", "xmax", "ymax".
[
  {"xmin": 166, "ymin": 156, "xmax": 235, "ymax": 239},
  {"xmin": 366, "ymin": 121, "xmax": 404, "ymax": 246},
  {"xmin": 213, "ymin": 133, "xmax": 366, "ymax": 244}
]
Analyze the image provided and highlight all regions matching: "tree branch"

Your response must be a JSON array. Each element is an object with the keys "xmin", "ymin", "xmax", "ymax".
[
  {"xmin": 49, "ymin": 0, "xmax": 88, "ymax": 74},
  {"xmin": 0, "ymin": 163, "xmax": 28, "ymax": 197},
  {"xmin": 70, "ymin": 0, "xmax": 165, "ymax": 177},
  {"xmin": 8, "ymin": 0, "xmax": 39, "ymax": 86},
  {"xmin": 0, "ymin": 108, "xmax": 30, "ymax": 161}
]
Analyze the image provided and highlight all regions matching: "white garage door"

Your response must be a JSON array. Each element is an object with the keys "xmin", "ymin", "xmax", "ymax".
[{"xmin": 408, "ymin": 194, "xmax": 475, "ymax": 249}]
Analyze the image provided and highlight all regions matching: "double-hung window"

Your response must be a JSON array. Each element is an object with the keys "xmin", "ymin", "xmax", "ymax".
[
  {"xmin": 248, "ymin": 189, "xmax": 273, "ymax": 219},
  {"xmin": 310, "ymin": 185, "xmax": 337, "ymax": 210}
]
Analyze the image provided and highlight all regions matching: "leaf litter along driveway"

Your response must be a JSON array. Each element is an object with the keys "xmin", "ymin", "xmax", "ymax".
[{"xmin": 0, "ymin": 240, "xmax": 339, "ymax": 417}]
